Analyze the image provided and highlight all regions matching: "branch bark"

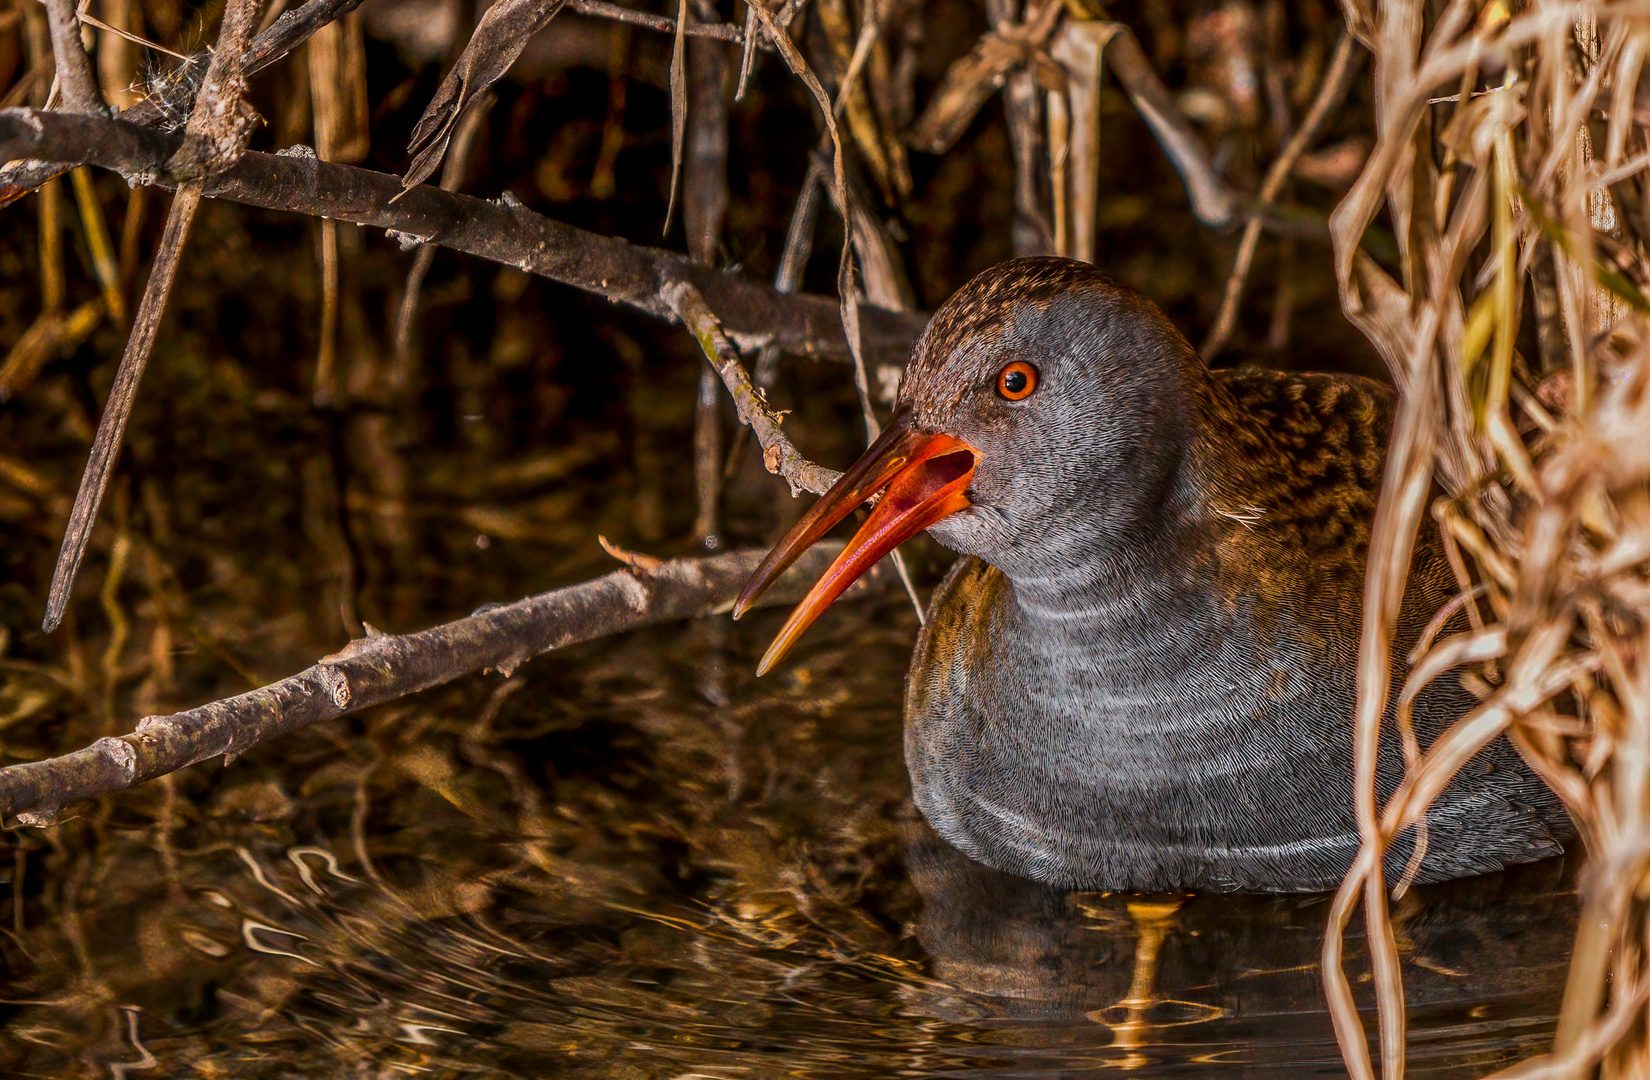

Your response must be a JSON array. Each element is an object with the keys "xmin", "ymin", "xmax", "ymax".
[
  {"xmin": 0, "ymin": 108, "xmax": 928, "ymax": 367},
  {"xmin": 1, "ymin": 543, "xmax": 872, "ymax": 823},
  {"xmin": 42, "ymin": 0, "xmax": 107, "ymax": 116}
]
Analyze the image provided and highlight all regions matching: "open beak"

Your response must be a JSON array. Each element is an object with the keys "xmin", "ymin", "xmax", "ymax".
[{"xmin": 734, "ymin": 410, "xmax": 977, "ymax": 675}]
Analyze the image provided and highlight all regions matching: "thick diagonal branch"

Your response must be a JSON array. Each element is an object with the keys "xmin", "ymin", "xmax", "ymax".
[
  {"xmin": 1, "ymin": 544, "xmax": 873, "ymax": 823},
  {"xmin": 0, "ymin": 108, "xmax": 928, "ymax": 367}
]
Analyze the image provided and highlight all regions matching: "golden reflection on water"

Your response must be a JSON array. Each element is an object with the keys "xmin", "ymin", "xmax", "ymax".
[{"xmin": 1, "ymin": 603, "xmax": 1580, "ymax": 1078}]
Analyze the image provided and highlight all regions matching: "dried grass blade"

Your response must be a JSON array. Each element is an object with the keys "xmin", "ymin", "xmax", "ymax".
[
  {"xmin": 402, "ymin": 0, "xmax": 568, "ymax": 190},
  {"xmin": 735, "ymin": 3, "xmax": 760, "ymax": 100},
  {"xmin": 70, "ymin": 166, "xmax": 124, "ymax": 321},
  {"xmin": 663, "ymin": 0, "xmax": 688, "ymax": 234},
  {"xmin": 1398, "ymin": 627, "xmax": 1508, "ymax": 707}
]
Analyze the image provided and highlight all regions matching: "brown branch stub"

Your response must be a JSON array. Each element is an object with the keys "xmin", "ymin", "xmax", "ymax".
[
  {"xmin": 664, "ymin": 276, "xmax": 844, "ymax": 497},
  {"xmin": 3, "ymin": 544, "xmax": 869, "ymax": 823},
  {"xmin": 0, "ymin": 108, "xmax": 929, "ymax": 368}
]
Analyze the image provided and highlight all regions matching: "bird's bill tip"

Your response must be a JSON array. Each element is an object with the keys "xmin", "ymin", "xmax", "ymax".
[{"xmin": 746, "ymin": 424, "xmax": 976, "ymax": 675}]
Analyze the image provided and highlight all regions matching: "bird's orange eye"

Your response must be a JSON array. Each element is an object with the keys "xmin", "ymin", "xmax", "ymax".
[{"xmin": 997, "ymin": 361, "xmax": 1039, "ymax": 401}]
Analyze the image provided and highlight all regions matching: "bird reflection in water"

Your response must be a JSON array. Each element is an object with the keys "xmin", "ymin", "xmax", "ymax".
[{"xmin": 903, "ymin": 817, "xmax": 1576, "ymax": 1073}]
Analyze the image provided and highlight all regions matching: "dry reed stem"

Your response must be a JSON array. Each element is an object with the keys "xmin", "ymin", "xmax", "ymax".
[
  {"xmin": 1202, "ymin": 30, "xmax": 1360, "ymax": 359},
  {"xmin": 1325, "ymin": 1, "xmax": 1650, "ymax": 1076}
]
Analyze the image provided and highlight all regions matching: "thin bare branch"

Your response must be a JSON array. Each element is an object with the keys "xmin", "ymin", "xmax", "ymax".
[
  {"xmin": 570, "ymin": 0, "xmax": 743, "ymax": 41},
  {"xmin": 42, "ymin": 188, "xmax": 199, "ymax": 634},
  {"xmin": 0, "ymin": 108, "xmax": 930, "ymax": 368},
  {"xmin": 43, "ymin": 0, "xmax": 262, "ymax": 634},
  {"xmin": 665, "ymin": 276, "xmax": 843, "ymax": 497},
  {"xmin": 4, "ymin": 543, "xmax": 870, "ymax": 823},
  {"xmin": 0, "ymin": 0, "xmax": 368, "ymax": 206},
  {"xmin": 686, "ymin": 22, "xmax": 731, "ymax": 545}
]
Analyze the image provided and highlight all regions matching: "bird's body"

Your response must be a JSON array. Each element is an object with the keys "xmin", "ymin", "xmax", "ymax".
[
  {"xmin": 906, "ymin": 367, "xmax": 1565, "ymax": 892},
  {"xmin": 738, "ymin": 257, "xmax": 1569, "ymax": 893}
]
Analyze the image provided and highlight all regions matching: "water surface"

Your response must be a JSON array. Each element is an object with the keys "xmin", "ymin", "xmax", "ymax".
[{"xmin": 0, "ymin": 591, "xmax": 1573, "ymax": 1078}]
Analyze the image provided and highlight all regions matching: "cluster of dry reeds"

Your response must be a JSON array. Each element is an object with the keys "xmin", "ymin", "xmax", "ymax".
[{"xmin": 1322, "ymin": 2, "xmax": 1650, "ymax": 1076}]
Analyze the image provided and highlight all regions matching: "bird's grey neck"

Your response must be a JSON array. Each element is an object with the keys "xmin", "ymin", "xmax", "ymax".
[
  {"xmin": 995, "ymin": 474, "xmax": 1213, "ymax": 626},
  {"xmin": 999, "ymin": 520, "xmax": 1209, "ymax": 631},
  {"xmin": 992, "ymin": 408, "xmax": 1240, "ymax": 635}
]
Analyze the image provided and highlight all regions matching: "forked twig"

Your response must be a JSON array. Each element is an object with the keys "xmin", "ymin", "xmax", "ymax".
[{"xmin": 0, "ymin": 0, "xmax": 369, "ymax": 206}]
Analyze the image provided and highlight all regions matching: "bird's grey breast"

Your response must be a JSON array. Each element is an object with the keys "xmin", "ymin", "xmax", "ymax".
[{"xmin": 904, "ymin": 556, "xmax": 1369, "ymax": 892}]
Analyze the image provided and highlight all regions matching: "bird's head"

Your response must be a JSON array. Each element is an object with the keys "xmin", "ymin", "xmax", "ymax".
[{"xmin": 734, "ymin": 257, "xmax": 1208, "ymax": 673}]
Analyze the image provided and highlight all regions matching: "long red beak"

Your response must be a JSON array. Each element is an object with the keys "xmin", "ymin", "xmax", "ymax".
[{"xmin": 734, "ymin": 411, "xmax": 977, "ymax": 675}]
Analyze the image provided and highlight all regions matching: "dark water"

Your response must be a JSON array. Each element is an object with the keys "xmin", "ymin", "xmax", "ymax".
[{"xmin": 0, "ymin": 586, "xmax": 1573, "ymax": 1079}]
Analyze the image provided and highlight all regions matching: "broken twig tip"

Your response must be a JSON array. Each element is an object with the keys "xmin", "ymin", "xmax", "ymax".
[{"xmin": 599, "ymin": 535, "xmax": 666, "ymax": 572}]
